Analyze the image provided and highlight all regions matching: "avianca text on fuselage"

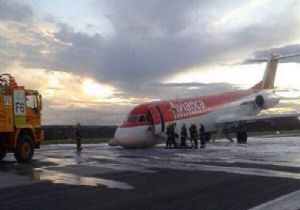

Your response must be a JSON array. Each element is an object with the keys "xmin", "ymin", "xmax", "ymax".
[{"xmin": 170, "ymin": 100, "xmax": 206, "ymax": 118}]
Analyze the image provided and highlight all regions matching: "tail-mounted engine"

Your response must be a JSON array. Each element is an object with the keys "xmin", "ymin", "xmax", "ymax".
[{"xmin": 255, "ymin": 92, "xmax": 280, "ymax": 109}]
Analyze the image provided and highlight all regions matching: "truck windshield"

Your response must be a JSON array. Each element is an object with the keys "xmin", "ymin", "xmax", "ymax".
[{"xmin": 26, "ymin": 95, "xmax": 37, "ymax": 109}]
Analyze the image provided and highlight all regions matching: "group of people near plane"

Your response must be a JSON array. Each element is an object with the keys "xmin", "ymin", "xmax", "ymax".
[{"xmin": 166, "ymin": 122, "xmax": 207, "ymax": 149}]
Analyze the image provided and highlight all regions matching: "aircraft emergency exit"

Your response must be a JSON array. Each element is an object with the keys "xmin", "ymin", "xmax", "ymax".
[{"xmin": 110, "ymin": 54, "xmax": 300, "ymax": 148}]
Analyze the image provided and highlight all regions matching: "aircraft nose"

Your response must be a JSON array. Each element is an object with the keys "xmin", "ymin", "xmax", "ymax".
[
  {"xmin": 114, "ymin": 127, "xmax": 140, "ymax": 148},
  {"xmin": 113, "ymin": 126, "xmax": 156, "ymax": 148},
  {"xmin": 114, "ymin": 127, "xmax": 129, "ymax": 145}
]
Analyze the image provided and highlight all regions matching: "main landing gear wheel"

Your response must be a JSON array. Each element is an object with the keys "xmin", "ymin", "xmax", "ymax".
[
  {"xmin": 0, "ymin": 147, "xmax": 7, "ymax": 161},
  {"xmin": 236, "ymin": 132, "xmax": 247, "ymax": 144},
  {"xmin": 14, "ymin": 135, "xmax": 34, "ymax": 162}
]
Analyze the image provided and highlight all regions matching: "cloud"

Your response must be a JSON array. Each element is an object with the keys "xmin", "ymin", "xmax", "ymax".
[
  {"xmin": 154, "ymin": 82, "xmax": 237, "ymax": 88},
  {"xmin": 45, "ymin": 0, "xmax": 300, "ymax": 91},
  {"xmin": 103, "ymin": 0, "xmax": 202, "ymax": 35},
  {"xmin": 0, "ymin": 0, "xmax": 33, "ymax": 21},
  {"xmin": 119, "ymin": 82, "xmax": 237, "ymax": 101},
  {"xmin": 43, "ymin": 100, "xmax": 130, "ymax": 125},
  {"xmin": 2, "ymin": 0, "xmax": 300, "ymax": 92},
  {"xmin": 1, "ymin": 0, "xmax": 300, "ymax": 124},
  {"xmin": 0, "ymin": 67, "xmax": 139, "ymax": 124}
]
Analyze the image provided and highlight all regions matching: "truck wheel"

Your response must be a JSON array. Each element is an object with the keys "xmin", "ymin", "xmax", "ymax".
[
  {"xmin": 14, "ymin": 135, "xmax": 34, "ymax": 162},
  {"xmin": 0, "ymin": 147, "xmax": 6, "ymax": 161}
]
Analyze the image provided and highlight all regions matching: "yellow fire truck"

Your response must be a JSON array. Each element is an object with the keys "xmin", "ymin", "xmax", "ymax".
[{"xmin": 0, "ymin": 74, "xmax": 43, "ymax": 162}]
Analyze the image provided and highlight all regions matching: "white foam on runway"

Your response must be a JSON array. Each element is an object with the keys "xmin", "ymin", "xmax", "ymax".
[
  {"xmin": 37, "ymin": 137, "xmax": 300, "ymax": 182},
  {"xmin": 4, "ymin": 136, "xmax": 300, "ymax": 192}
]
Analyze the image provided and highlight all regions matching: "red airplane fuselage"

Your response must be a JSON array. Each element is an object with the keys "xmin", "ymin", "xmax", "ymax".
[
  {"xmin": 111, "ymin": 54, "xmax": 294, "ymax": 148},
  {"xmin": 113, "ymin": 89, "xmax": 263, "ymax": 148}
]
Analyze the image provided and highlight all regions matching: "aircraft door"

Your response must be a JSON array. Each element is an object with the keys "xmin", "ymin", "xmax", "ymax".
[{"xmin": 149, "ymin": 106, "xmax": 163, "ymax": 135}]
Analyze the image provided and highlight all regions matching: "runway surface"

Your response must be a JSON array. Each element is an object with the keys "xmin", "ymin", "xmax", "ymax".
[{"xmin": 1, "ymin": 136, "xmax": 300, "ymax": 210}]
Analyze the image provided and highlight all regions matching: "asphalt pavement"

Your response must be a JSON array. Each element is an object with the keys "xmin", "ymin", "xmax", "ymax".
[{"xmin": 1, "ymin": 136, "xmax": 300, "ymax": 210}]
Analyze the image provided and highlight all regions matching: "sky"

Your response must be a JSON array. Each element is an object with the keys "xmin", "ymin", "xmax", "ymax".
[{"xmin": 0, "ymin": 0, "xmax": 300, "ymax": 125}]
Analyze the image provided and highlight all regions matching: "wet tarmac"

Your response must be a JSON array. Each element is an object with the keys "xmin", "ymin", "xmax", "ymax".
[{"xmin": 1, "ymin": 136, "xmax": 300, "ymax": 210}]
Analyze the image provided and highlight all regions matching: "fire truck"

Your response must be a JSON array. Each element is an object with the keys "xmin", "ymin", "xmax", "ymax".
[{"xmin": 0, "ymin": 74, "xmax": 43, "ymax": 162}]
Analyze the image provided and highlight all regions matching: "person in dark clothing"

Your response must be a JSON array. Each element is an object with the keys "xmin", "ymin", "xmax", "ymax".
[
  {"xmin": 172, "ymin": 123, "xmax": 178, "ymax": 148},
  {"xmin": 236, "ymin": 123, "xmax": 247, "ymax": 143},
  {"xmin": 199, "ymin": 123, "xmax": 206, "ymax": 149},
  {"xmin": 189, "ymin": 124, "xmax": 198, "ymax": 148},
  {"xmin": 180, "ymin": 124, "xmax": 187, "ymax": 148},
  {"xmin": 166, "ymin": 123, "xmax": 177, "ymax": 149},
  {"xmin": 74, "ymin": 122, "xmax": 82, "ymax": 152},
  {"xmin": 166, "ymin": 124, "xmax": 172, "ymax": 149}
]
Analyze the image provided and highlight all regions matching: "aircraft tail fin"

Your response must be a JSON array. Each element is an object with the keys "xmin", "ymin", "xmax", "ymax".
[{"xmin": 250, "ymin": 53, "xmax": 300, "ymax": 90}]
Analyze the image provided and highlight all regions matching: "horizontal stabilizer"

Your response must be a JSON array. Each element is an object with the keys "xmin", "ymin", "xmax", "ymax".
[{"xmin": 278, "ymin": 53, "xmax": 300, "ymax": 60}]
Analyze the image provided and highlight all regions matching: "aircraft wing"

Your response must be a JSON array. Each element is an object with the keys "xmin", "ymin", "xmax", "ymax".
[{"xmin": 216, "ymin": 112, "xmax": 300, "ymax": 131}]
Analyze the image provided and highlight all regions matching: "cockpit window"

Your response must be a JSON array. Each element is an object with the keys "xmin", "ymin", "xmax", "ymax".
[
  {"xmin": 125, "ymin": 114, "xmax": 149, "ymax": 122},
  {"xmin": 127, "ymin": 115, "xmax": 139, "ymax": 122}
]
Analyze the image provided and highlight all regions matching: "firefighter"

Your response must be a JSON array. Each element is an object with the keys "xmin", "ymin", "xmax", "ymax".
[
  {"xmin": 74, "ymin": 122, "xmax": 82, "ymax": 152},
  {"xmin": 189, "ymin": 123, "xmax": 198, "ymax": 148},
  {"xmin": 180, "ymin": 123, "xmax": 187, "ymax": 148},
  {"xmin": 236, "ymin": 123, "xmax": 247, "ymax": 144},
  {"xmin": 171, "ymin": 123, "xmax": 178, "ymax": 148},
  {"xmin": 166, "ymin": 123, "xmax": 172, "ymax": 149},
  {"xmin": 199, "ymin": 123, "xmax": 206, "ymax": 149},
  {"xmin": 166, "ymin": 123, "xmax": 178, "ymax": 149}
]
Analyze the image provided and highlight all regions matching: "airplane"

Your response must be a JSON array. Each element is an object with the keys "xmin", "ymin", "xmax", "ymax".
[{"xmin": 109, "ymin": 54, "xmax": 300, "ymax": 148}]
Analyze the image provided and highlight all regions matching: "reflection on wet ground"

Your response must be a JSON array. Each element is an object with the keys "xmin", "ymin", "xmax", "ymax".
[
  {"xmin": 1, "ymin": 136, "xmax": 300, "ymax": 189},
  {"xmin": 0, "ymin": 152, "xmax": 135, "ymax": 190},
  {"xmin": 33, "ymin": 168, "xmax": 133, "ymax": 189}
]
